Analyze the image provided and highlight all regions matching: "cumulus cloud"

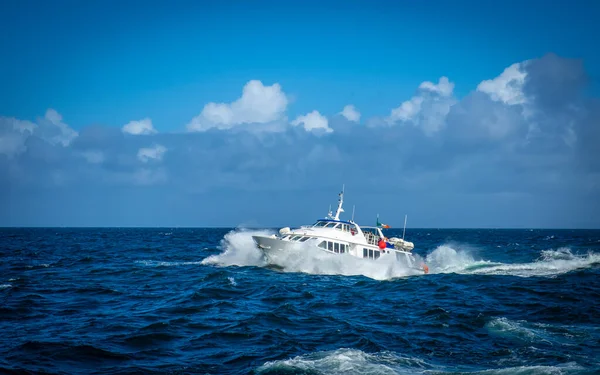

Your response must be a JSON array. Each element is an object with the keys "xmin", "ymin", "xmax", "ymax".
[
  {"xmin": 0, "ymin": 117, "xmax": 34, "ymax": 157},
  {"xmin": 291, "ymin": 110, "xmax": 332, "ymax": 134},
  {"xmin": 137, "ymin": 144, "xmax": 167, "ymax": 163},
  {"xmin": 187, "ymin": 80, "xmax": 288, "ymax": 132},
  {"xmin": 122, "ymin": 118, "xmax": 157, "ymax": 135},
  {"xmin": 0, "ymin": 109, "xmax": 77, "ymax": 158},
  {"xmin": 387, "ymin": 76, "xmax": 457, "ymax": 135},
  {"xmin": 419, "ymin": 76, "xmax": 455, "ymax": 96},
  {"xmin": 340, "ymin": 105, "xmax": 361, "ymax": 122},
  {"xmin": 477, "ymin": 62, "xmax": 528, "ymax": 105},
  {"xmin": 38, "ymin": 109, "xmax": 78, "ymax": 147},
  {"xmin": 1, "ymin": 54, "xmax": 599, "ymax": 227}
]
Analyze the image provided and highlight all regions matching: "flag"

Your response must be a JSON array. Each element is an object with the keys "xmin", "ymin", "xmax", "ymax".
[{"xmin": 376, "ymin": 214, "xmax": 391, "ymax": 229}]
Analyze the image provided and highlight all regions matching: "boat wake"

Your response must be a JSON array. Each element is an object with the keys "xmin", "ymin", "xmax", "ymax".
[
  {"xmin": 201, "ymin": 229, "xmax": 424, "ymax": 280},
  {"xmin": 425, "ymin": 245, "xmax": 600, "ymax": 277},
  {"xmin": 202, "ymin": 230, "xmax": 599, "ymax": 280}
]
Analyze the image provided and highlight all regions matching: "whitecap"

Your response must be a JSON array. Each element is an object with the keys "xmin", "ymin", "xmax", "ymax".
[
  {"xmin": 256, "ymin": 348, "xmax": 430, "ymax": 375},
  {"xmin": 255, "ymin": 348, "xmax": 584, "ymax": 374},
  {"xmin": 424, "ymin": 245, "xmax": 599, "ymax": 278},
  {"xmin": 135, "ymin": 260, "xmax": 204, "ymax": 267}
]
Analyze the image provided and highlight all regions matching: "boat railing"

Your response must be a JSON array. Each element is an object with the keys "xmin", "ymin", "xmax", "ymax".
[{"xmin": 364, "ymin": 232, "xmax": 378, "ymax": 246}]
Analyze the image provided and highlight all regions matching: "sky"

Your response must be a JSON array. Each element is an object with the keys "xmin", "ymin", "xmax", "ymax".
[{"xmin": 1, "ymin": 0, "xmax": 599, "ymax": 228}]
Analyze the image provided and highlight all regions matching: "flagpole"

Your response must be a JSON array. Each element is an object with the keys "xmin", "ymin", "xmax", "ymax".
[{"xmin": 402, "ymin": 214, "xmax": 407, "ymax": 240}]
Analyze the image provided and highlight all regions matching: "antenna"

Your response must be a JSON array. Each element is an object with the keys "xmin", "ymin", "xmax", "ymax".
[
  {"xmin": 333, "ymin": 184, "xmax": 345, "ymax": 220},
  {"xmin": 402, "ymin": 214, "xmax": 407, "ymax": 240},
  {"xmin": 351, "ymin": 205, "xmax": 355, "ymax": 222}
]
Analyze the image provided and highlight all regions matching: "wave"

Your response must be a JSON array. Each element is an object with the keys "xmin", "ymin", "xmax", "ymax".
[
  {"xmin": 485, "ymin": 317, "xmax": 554, "ymax": 345},
  {"xmin": 202, "ymin": 230, "xmax": 598, "ymax": 280},
  {"xmin": 201, "ymin": 228, "xmax": 270, "ymax": 268},
  {"xmin": 255, "ymin": 348, "xmax": 586, "ymax": 375},
  {"xmin": 134, "ymin": 260, "xmax": 204, "ymax": 267},
  {"xmin": 425, "ymin": 246, "xmax": 599, "ymax": 278},
  {"xmin": 486, "ymin": 317, "xmax": 600, "ymax": 346},
  {"xmin": 201, "ymin": 229, "xmax": 423, "ymax": 281},
  {"xmin": 13, "ymin": 341, "xmax": 131, "ymax": 361}
]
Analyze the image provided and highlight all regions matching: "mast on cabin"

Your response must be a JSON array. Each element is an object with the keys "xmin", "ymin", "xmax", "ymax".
[{"xmin": 333, "ymin": 185, "xmax": 345, "ymax": 220}]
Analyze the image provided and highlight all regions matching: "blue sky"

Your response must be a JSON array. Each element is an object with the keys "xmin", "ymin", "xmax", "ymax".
[{"xmin": 1, "ymin": 0, "xmax": 599, "ymax": 228}]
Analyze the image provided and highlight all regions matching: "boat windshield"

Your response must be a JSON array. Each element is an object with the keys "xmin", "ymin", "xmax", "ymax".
[{"xmin": 313, "ymin": 220, "xmax": 358, "ymax": 233}]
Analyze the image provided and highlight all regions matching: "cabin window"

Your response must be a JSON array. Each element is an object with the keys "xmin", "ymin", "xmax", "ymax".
[
  {"xmin": 290, "ymin": 235, "xmax": 301, "ymax": 241},
  {"xmin": 374, "ymin": 251, "xmax": 380, "ymax": 259},
  {"xmin": 318, "ymin": 241, "xmax": 327, "ymax": 249},
  {"xmin": 327, "ymin": 242, "xmax": 333, "ymax": 251},
  {"xmin": 334, "ymin": 243, "xmax": 339, "ymax": 253},
  {"xmin": 314, "ymin": 221, "xmax": 326, "ymax": 227},
  {"xmin": 299, "ymin": 237, "xmax": 309, "ymax": 242},
  {"xmin": 324, "ymin": 222, "xmax": 336, "ymax": 228},
  {"xmin": 368, "ymin": 249, "xmax": 374, "ymax": 259},
  {"xmin": 363, "ymin": 248, "xmax": 368, "ymax": 258}
]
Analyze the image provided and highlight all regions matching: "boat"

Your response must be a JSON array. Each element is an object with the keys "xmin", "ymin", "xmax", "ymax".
[{"xmin": 252, "ymin": 187, "xmax": 429, "ymax": 274}]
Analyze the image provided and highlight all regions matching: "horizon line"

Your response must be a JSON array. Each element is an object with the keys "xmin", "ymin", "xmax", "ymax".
[{"xmin": 1, "ymin": 226, "xmax": 599, "ymax": 230}]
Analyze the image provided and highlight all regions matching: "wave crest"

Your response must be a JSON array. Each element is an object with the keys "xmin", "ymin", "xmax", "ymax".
[
  {"xmin": 424, "ymin": 245, "xmax": 598, "ymax": 278},
  {"xmin": 256, "ymin": 348, "xmax": 584, "ymax": 375}
]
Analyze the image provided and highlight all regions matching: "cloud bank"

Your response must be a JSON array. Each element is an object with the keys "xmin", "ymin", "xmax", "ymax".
[{"xmin": 1, "ymin": 53, "xmax": 598, "ymax": 227}]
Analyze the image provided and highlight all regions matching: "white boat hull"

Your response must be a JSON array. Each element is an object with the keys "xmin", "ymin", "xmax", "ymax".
[{"xmin": 252, "ymin": 235, "xmax": 426, "ymax": 273}]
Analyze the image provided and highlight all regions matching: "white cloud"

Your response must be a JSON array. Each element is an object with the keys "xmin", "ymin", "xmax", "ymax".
[
  {"xmin": 187, "ymin": 80, "xmax": 288, "ymax": 132},
  {"xmin": 340, "ymin": 105, "xmax": 361, "ymax": 122},
  {"xmin": 291, "ymin": 110, "xmax": 333, "ymax": 134},
  {"xmin": 477, "ymin": 62, "xmax": 528, "ymax": 105},
  {"xmin": 389, "ymin": 96, "xmax": 424, "ymax": 122},
  {"xmin": 387, "ymin": 76, "xmax": 456, "ymax": 135},
  {"xmin": 41, "ymin": 109, "xmax": 78, "ymax": 146},
  {"xmin": 137, "ymin": 144, "xmax": 167, "ymax": 163},
  {"xmin": 13, "ymin": 118, "xmax": 36, "ymax": 134},
  {"xmin": 0, "ymin": 109, "xmax": 77, "ymax": 157},
  {"xmin": 122, "ymin": 118, "xmax": 157, "ymax": 135},
  {"xmin": 419, "ymin": 76, "xmax": 454, "ymax": 97}
]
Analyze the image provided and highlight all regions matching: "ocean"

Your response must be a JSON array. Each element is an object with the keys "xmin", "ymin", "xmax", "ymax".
[{"xmin": 1, "ymin": 227, "xmax": 599, "ymax": 374}]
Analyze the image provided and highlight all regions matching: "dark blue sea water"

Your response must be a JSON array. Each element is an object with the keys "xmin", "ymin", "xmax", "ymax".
[{"xmin": 1, "ymin": 228, "xmax": 599, "ymax": 374}]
